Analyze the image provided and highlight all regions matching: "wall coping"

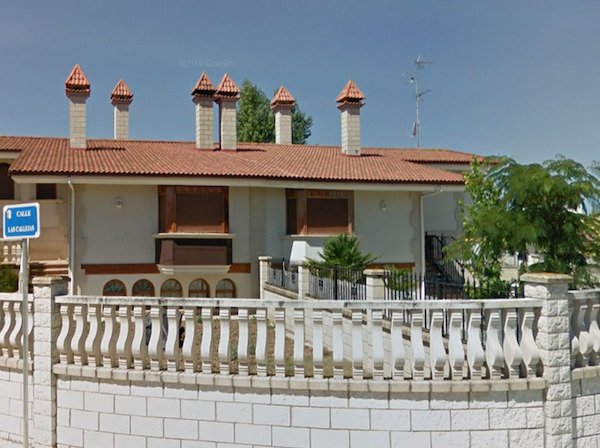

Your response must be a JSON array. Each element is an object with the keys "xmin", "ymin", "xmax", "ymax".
[
  {"xmin": 52, "ymin": 365, "xmax": 547, "ymax": 394},
  {"xmin": 521, "ymin": 273, "xmax": 573, "ymax": 284}
]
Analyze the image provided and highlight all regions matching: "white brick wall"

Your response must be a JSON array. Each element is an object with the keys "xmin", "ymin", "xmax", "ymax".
[
  {"xmin": 48, "ymin": 377, "xmax": 547, "ymax": 448},
  {"xmin": 0, "ymin": 369, "xmax": 33, "ymax": 445},
  {"xmin": 572, "ymin": 376, "xmax": 600, "ymax": 447}
]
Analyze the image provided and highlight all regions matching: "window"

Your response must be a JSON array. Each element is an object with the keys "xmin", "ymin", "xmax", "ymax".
[
  {"xmin": 286, "ymin": 189, "xmax": 353, "ymax": 235},
  {"xmin": 103, "ymin": 279, "xmax": 126, "ymax": 296},
  {"xmin": 160, "ymin": 279, "xmax": 183, "ymax": 297},
  {"xmin": 132, "ymin": 279, "xmax": 155, "ymax": 297},
  {"xmin": 159, "ymin": 186, "xmax": 228, "ymax": 233},
  {"xmin": 189, "ymin": 278, "xmax": 210, "ymax": 298},
  {"xmin": 36, "ymin": 184, "xmax": 57, "ymax": 200},
  {"xmin": 215, "ymin": 279, "xmax": 236, "ymax": 298},
  {"xmin": 0, "ymin": 164, "xmax": 14, "ymax": 200}
]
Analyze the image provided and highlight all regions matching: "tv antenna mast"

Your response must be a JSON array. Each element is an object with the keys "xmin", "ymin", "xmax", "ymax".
[{"xmin": 406, "ymin": 55, "xmax": 431, "ymax": 148}]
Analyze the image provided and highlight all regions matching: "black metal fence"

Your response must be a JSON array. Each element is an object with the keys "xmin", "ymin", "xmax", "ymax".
[
  {"xmin": 308, "ymin": 266, "xmax": 366, "ymax": 301},
  {"xmin": 384, "ymin": 270, "xmax": 522, "ymax": 301},
  {"xmin": 266, "ymin": 261, "xmax": 299, "ymax": 293}
]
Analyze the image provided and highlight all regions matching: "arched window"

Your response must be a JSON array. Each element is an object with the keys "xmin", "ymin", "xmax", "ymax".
[
  {"xmin": 215, "ymin": 278, "xmax": 236, "ymax": 298},
  {"xmin": 189, "ymin": 278, "xmax": 210, "ymax": 298},
  {"xmin": 0, "ymin": 164, "xmax": 14, "ymax": 200},
  {"xmin": 132, "ymin": 279, "xmax": 155, "ymax": 297},
  {"xmin": 103, "ymin": 279, "xmax": 126, "ymax": 296},
  {"xmin": 160, "ymin": 279, "xmax": 183, "ymax": 297}
]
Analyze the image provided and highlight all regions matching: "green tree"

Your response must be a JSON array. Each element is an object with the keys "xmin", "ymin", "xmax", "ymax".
[
  {"xmin": 306, "ymin": 234, "xmax": 378, "ymax": 272},
  {"xmin": 237, "ymin": 80, "xmax": 313, "ymax": 144},
  {"xmin": 446, "ymin": 156, "xmax": 600, "ymax": 287}
]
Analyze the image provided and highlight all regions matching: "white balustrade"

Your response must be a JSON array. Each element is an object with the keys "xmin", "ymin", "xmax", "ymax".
[
  {"xmin": 49, "ymin": 295, "xmax": 546, "ymax": 382},
  {"xmin": 570, "ymin": 290, "xmax": 600, "ymax": 368},
  {"xmin": 0, "ymin": 294, "xmax": 34, "ymax": 367}
]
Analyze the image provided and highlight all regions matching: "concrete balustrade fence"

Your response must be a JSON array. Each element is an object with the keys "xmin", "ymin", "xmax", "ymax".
[
  {"xmin": 51, "ymin": 296, "xmax": 543, "ymax": 384},
  {"xmin": 0, "ymin": 273, "xmax": 599, "ymax": 447}
]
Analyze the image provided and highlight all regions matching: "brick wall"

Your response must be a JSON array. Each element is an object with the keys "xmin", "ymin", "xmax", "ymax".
[
  {"xmin": 52, "ymin": 377, "xmax": 544, "ymax": 448},
  {"xmin": 0, "ymin": 368, "xmax": 33, "ymax": 445},
  {"xmin": 572, "ymin": 376, "xmax": 600, "ymax": 446}
]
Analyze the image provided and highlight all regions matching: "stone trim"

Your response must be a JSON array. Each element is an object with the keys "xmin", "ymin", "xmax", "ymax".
[{"xmin": 52, "ymin": 367, "xmax": 546, "ymax": 393}]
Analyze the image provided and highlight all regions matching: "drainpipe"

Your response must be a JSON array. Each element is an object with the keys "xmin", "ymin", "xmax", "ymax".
[
  {"xmin": 67, "ymin": 177, "xmax": 75, "ymax": 295},
  {"xmin": 420, "ymin": 186, "xmax": 444, "ymax": 277}
]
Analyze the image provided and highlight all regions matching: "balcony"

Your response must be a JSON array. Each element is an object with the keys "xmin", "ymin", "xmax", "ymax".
[{"xmin": 154, "ymin": 233, "xmax": 234, "ymax": 274}]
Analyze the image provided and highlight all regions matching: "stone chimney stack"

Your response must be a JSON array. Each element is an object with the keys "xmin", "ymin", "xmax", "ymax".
[
  {"xmin": 111, "ymin": 79, "xmax": 133, "ymax": 140},
  {"xmin": 270, "ymin": 86, "xmax": 296, "ymax": 145},
  {"xmin": 65, "ymin": 64, "xmax": 91, "ymax": 149},
  {"xmin": 336, "ymin": 80, "xmax": 365, "ymax": 156},
  {"xmin": 191, "ymin": 72, "xmax": 216, "ymax": 149},
  {"xmin": 215, "ymin": 74, "xmax": 240, "ymax": 151}
]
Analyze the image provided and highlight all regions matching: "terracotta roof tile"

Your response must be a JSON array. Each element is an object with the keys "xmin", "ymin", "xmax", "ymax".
[
  {"xmin": 110, "ymin": 79, "xmax": 133, "ymax": 104},
  {"xmin": 191, "ymin": 72, "xmax": 216, "ymax": 97},
  {"xmin": 2, "ymin": 136, "xmax": 473, "ymax": 185},
  {"xmin": 215, "ymin": 74, "xmax": 240, "ymax": 97},
  {"xmin": 271, "ymin": 86, "xmax": 296, "ymax": 107},
  {"xmin": 336, "ymin": 80, "xmax": 365, "ymax": 103},
  {"xmin": 65, "ymin": 64, "xmax": 90, "ymax": 95}
]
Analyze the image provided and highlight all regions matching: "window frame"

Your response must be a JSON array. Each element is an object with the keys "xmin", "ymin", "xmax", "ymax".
[
  {"xmin": 159, "ymin": 186, "xmax": 229, "ymax": 233},
  {"xmin": 103, "ymin": 279, "xmax": 127, "ymax": 296},
  {"xmin": 285, "ymin": 189, "xmax": 354, "ymax": 235}
]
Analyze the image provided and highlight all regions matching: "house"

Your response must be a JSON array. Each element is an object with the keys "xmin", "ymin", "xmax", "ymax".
[{"xmin": 0, "ymin": 65, "xmax": 477, "ymax": 298}]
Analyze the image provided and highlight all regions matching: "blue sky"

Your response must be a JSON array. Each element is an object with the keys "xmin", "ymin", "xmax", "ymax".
[{"xmin": 1, "ymin": 1, "xmax": 599, "ymax": 167}]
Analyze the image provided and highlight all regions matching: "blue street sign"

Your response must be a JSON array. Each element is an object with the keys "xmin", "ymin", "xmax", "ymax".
[{"xmin": 2, "ymin": 202, "xmax": 40, "ymax": 240}]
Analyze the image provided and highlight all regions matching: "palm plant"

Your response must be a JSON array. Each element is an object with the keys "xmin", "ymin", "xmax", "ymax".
[{"xmin": 306, "ymin": 234, "xmax": 379, "ymax": 272}]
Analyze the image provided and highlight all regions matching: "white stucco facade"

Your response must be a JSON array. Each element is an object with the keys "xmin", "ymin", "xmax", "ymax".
[{"xmin": 60, "ymin": 182, "xmax": 442, "ymax": 297}]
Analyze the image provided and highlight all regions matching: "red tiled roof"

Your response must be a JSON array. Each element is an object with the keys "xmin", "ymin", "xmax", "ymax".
[
  {"xmin": 336, "ymin": 80, "xmax": 365, "ymax": 103},
  {"xmin": 215, "ymin": 74, "xmax": 240, "ymax": 97},
  {"xmin": 110, "ymin": 80, "xmax": 133, "ymax": 104},
  {"xmin": 191, "ymin": 72, "xmax": 216, "ymax": 97},
  {"xmin": 65, "ymin": 64, "xmax": 90, "ymax": 95},
  {"xmin": 271, "ymin": 86, "xmax": 296, "ymax": 107},
  {"xmin": 2, "ymin": 136, "xmax": 472, "ymax": 185}
]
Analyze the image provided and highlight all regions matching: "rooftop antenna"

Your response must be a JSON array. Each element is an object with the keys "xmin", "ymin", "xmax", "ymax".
[{"xmin": 406, "ymin": 55, "xmax": 431, "ymax": 148}]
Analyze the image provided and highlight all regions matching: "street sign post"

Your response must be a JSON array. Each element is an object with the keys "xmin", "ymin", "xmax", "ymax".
[{"xmin": 3, "ymin": 202, "xmax": 40, "ymax": 448}]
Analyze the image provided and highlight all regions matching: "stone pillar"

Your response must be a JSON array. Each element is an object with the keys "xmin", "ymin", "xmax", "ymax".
[
  {"xmin": 365, "ymin": 269, "xmax": 385, "ymax": 301},
  {"xmin": 67, "ymin": 93, "xmax": 88, "ymax": 149},
  {"xmin": 217, "ymin": 97, "xmax": 238, "ymax": 151},
  {"xmin": 194, "ymin": 96, "xmax": 214, "ymax": 149},
  {"xmin": 274, "ymin": 106, "xmax": 293, "ymax": 145},
  {"xmin": 113, "ymin": 103, "xmax": 130, "ymax": 140},
  {"xmin": 32, "ymin": 276, "xmax": 68, "ymax": 448},
  {"xmin": 258, "ymin": 256, "xmax": 272, "ymax": 300},
  {"xmin": 297, "ymin": 263, "xmax": 310, "ymax": 300},
  {"xmin": 339, "ymin": 103, "xmax": 362, "ymax": 156},
  {"xmin": 521, "ymin": 273, "xmax": 573, "ymax": 448}
]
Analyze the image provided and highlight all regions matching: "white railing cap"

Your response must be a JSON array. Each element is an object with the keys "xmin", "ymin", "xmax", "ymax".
[{"xmin": 58, "ymin": 295, "xmax": 543, "ymax": 310}]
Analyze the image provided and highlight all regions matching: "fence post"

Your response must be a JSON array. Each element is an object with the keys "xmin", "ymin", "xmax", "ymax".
[
  {"xmin": 32, "ymin": 276, "xmax": 68, "ymax": 448},
  {"xmin": 258, "ymin": 256, "xmax": 272, "ymax": 300},
  {"xmin": 521, "ymin": 273, "xmax": 573, "ymax": 448},
  {"xmin": 297, "ymin": 263, "xmax": 310, "ymax": 300},
  {"xmin": 365, "ymin": 269, "xmax": 386, "ymax": 301}
]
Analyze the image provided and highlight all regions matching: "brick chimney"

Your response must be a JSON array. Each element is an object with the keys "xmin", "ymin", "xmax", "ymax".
[
  {"xmin": 191, "ymin": 72, "xmax": 216, "ymax": 149},
  {"xmin": 336, "ymin": 80, "xmax": 365, "ymax": 156},
  {"xmin": 215, "ymin": 74, "xmax": 240, "ymax": 151},
  {"xmin": 110, "ymin": 79, "xmax": 133, "ymax": 140},
  {"xmin": 270, "ymin": 86, "xmax": 296, "ymax": 145},
  {"xmin": 65, "ymin": 64, "xmax": 91, "ymax": 149}
]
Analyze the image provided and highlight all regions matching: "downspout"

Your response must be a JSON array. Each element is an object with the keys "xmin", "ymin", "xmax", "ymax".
[
  {"xmin": 420, "ymin": 186, "xmax": 444, "ymax": 276},
  {"xmin": 67, "ymin": 177, "xmax": 75, "ymax": 295}
]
